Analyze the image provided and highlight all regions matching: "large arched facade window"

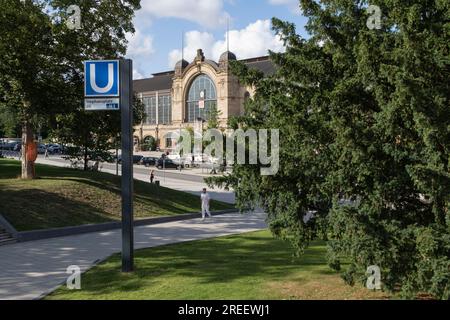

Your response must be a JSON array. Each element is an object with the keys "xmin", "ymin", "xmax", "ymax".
[{"xmin": 185, "ymin": 74, "xmax": 217, "ymax": 123}]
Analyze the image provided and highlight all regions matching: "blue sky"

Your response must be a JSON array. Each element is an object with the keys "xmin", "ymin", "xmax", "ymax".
[{"xmin": 125, "ymin": 0, "xmax": 309, "ymax": 79}]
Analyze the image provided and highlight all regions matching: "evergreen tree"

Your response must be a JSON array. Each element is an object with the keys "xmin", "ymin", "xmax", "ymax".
[{"xmin": 211, "ymin": 0, "xmax": 449, "ymax": 299}]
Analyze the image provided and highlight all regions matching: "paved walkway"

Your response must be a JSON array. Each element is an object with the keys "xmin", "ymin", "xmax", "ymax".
[{"xmin": 0, "ymin": 212, "xmax": 266, "ymax": 300}]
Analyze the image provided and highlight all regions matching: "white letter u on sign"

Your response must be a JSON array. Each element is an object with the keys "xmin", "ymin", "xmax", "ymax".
[{"xmin": 90, "ymin": 63, "xmax": 114, "ymax": 94}]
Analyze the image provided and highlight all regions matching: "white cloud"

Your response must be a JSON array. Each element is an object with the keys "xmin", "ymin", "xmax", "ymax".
[
  {"xmin": 168, "ymin": 31, "xmax": 216, "ymax": 67},
  {"xmin": 140, "ymin": 0, "xmax": 230, "ymax": 29},
  {"xmin": 212, "ymin": 20, "xmax": 285, "ymax": 60},
  {"xmin": 133, "ymin": 69, "xmax": 145, "ymax": 80},
  {"xmin": 168, "ymin": 19, "xmax": 285, "ymax": 68},
  {"xmin": 268, "ymin": 0, "xmax": 302, "ymax": 15},
  {"xmin": 126, "ymin": 30, "xmax": 154, "ymax": 57},
  {"xmin": 126, "ymin": 29, "xmax": 155, "ymax": 79}
]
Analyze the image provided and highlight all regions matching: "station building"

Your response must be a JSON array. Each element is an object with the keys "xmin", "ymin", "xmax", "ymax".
[{"xmin": 132, "ymin": 49, "xmax": 275, "ymax": 151}]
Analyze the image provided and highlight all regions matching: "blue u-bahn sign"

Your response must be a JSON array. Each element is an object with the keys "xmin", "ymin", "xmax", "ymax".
[
  {"xmin": 83, "ymin": 58, "xmax": 135, "ymax": 272},
  {"xmin": 84, "ymin": 60, "xmax": 120, "ymax": 97}
]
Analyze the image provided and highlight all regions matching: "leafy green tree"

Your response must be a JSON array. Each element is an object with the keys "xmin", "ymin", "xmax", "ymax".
[
  {"xmin": 0, "ymin": 0, "xmax": 141, "ymax": 178},
  {"xmin": 211, "ymin": 1, "xmax": 449, "ymax": 299},
  {"xmin": 177, "ymin": 126, "xmax": 195, "ymax": 155},
  {"xmin": 141, "ymin": 135, "xmax": 157, "ymax": 151},
  {"xmin": 53, "ymin": 94, "xmax": 144, "ymax": 170},
  {"xmin": 0, "ymin": 1, "xmax": 67, "ymax": 177},
  {"xmin": 207, "ymin": 107, "xmax": 222, "ymax": 130},
  {"xmin": 0, "ymin": 105, "xmax": 21, "ymax": 138}
]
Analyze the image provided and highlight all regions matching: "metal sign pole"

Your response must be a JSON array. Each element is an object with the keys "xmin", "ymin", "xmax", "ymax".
[
  {"xmin": 120, "ymin": 59, "xmax": 134, "ymax": 272},
  {"xmin": 84, "ymin": 59, "xmax": 133, "ymax": 272}
]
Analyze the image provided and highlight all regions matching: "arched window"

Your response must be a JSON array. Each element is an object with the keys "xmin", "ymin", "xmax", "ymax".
[{"xmin": 185, "ymin": 74, "xmax": 217, "ymax": 123}]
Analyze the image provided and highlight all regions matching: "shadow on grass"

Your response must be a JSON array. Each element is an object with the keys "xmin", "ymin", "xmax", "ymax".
[
  {"xmin": 0, "ymin": 188, "xmax": 114, "ymax": 231},
  {"xmin": 67, "ymin": 232, "xmax": 331, "ymax": 297},
  {"xmin": 47, "ymin": 177, "xmax": 203, "ymax": 215},
  {"xmin": 37, "ymin": 173, "xmax": 228, "ymax": 215},
  {"xmin": 1, "ymin": 159, "xmax": 231, "ymax": 207},
  {"xmin": 0, "ymin": 159, "xmax": 232, "ymax": 229}
]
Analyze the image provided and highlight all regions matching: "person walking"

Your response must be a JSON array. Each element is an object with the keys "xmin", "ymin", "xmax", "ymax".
[
  {"xmin": 150, "ymin": 170, "xmax": 155, "ymax": 184},
  {"xmin": 44, "ymin": 147, "xmax": 49, "ymax": 159},
  {"xmin": 200, "ymin": 188, "xmax": 212, "ymax": 221}
]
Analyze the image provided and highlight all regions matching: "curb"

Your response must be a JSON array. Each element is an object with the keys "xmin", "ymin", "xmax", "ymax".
[
  {"xmin": 0, "ymin": 214, "xmax": 19, "ymax": 238},
  {"xmin": 35, "ymin": 255, "xmax": 111, "ymax": 301},
  {"xmin": 0, "ymin": 209, "xmax": 238, "ymax": 243}
]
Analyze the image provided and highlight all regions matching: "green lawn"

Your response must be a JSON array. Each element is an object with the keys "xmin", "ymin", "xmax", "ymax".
[
  {"xmin": 0, "ymin": 159, "xmax": 233, "ymax": 231},
  {"xmin": 46, "ymin": 230, "xmax": 390, "ymax": 300}
]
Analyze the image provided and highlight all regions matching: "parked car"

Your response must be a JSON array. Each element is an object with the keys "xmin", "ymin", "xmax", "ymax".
[
  {"xmin": 9, "ymin": 142, "xmax": 17, "ymax": 151},
  {"xmin": 117, "ymin": 155, "xmax": 144, "ymax": 164},
  {"xmin": 156, "ymin": 158, "xmax": 183, "ymax": 170},
  {"xmin": 133, "ymin": 155, "xmax": 144, "ymax": 164},
  {"xmin": 178, "ymin": 154, "xmax": 195, "ymax": 168},
  {"xmin": 195, "ymin": 153, "xmax": 206, "ymax": 163},
  {"xmin": 37, "ymin": 144, "xmax": 47, "ymax": 154},
  {"xmin": 140, "ymin": 157, "xmax": 158, "ymax": 167},
  {"xmin": 0, "ymin": 142, "xmax": 16, "ymax": 150},
  {"xmin": 182, "ymin": 155, "xmax": 193, "ymax": 168},
  {"xmin": 192, "ymin": 153, "xmax": 219, "ymax": 164},
  {"xmin": 170, "ymin": 153, "xmax": 198, "ymax": 167},
  {"xmin": 209, "ymin": 156, "xmax": 221, "ymax": 164},
  {"xmin": 47, "ymin": 144, "xmax": 62, "ymax": 154},
  {"xmin": 167, "ymin": 153, "xmax": 181, "ymax": 161},
  {"xmin": 13, "ymin": 142, "xmax": 21, "ymax": 152}
]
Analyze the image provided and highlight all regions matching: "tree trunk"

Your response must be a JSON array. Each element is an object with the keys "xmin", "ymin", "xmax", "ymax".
[{"xmin": 21, "ymin": 121, "xmax": 35, "ymax": 179}]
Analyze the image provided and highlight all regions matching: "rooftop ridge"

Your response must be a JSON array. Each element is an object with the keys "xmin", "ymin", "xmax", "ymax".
[
  {"xmin": 151, "ymin": 70, "xmax": 175, "ymax": 77},
  {"xmin": 239, "ymin": 55, "xmax": 270, "ymax": 63},
  {"xmin": 133, "ymin": 55, "xmax": 273, "ymax": 83}
]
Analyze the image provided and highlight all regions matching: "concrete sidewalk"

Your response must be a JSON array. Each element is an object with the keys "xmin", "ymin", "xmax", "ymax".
[{"xmin": 0, "ymin": 212, "xmax": 266, "ymax": 300}]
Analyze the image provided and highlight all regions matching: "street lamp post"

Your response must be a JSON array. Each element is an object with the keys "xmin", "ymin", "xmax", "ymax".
[
  {"xmin": 116, "ymin": 138, "xmax": 119, "ymax": 176},
  {"xmin": 179, "ymin": 124, "xmax": 182, "ymax": 173},
  {"xmin": 196, "ymin": 117, "xmax": 205, "ymax": 173},
  {"xmin": 163, "ymin": 157, "xmax": 166, "ymax": 183}
]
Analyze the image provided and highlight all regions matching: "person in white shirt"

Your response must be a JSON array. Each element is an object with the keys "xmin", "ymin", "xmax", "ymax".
[{"xmin": 200, "ymin": 188, "xmax": 212, "ymax": 220}]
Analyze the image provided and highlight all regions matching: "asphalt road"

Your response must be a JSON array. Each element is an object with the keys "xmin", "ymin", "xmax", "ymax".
[{"xmin": 43, "ymin": 156, "xmax": 206, "ymax": 183}]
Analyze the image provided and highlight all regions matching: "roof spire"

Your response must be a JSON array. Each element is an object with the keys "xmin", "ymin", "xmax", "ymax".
[
  {"xmin": 181, "ymin": 31, "xmax": 184, "ymax": 62},
  {"xmin": 219, "ymin": 18, "xmax": 236, "ymax": 67},
  {"xmin": 227, "ymin": 18, "xmax": 230, "ymax": 52}
]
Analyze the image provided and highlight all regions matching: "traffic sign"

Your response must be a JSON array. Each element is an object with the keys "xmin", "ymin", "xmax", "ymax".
[
  {"xmin": 85, "ymin": 98, "xmax": 120, "ymax": 111},
  {"xmin": 82, "ymin": 59, "xmax": 134, "ymax": 272},
  {"xmin": 84, "ymin": 60, "xmax": 120, "ymax": 97}
]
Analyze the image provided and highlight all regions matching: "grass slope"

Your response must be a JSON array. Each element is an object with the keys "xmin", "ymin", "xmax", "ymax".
[
  {"xmin": 0, "ymin": 159, "xmax": 233, "ymax": 231},
  {"xmin": 47, "ymin": 230, "xmax": 390, "ymax": 300}
]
